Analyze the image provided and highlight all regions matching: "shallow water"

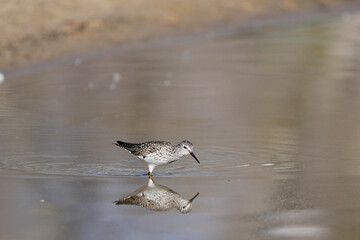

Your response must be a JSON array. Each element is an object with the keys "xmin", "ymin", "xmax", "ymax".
[{"xmin": 1, "ymin": 11, "xmax": 360, "ymax": 240}]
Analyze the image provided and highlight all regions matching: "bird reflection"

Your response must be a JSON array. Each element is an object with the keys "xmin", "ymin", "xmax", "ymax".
[{"xmin": 114, "ymin": 179, "xmax": 199, "ymax": 213}]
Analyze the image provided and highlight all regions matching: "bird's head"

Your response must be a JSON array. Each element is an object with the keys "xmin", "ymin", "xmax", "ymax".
[
  {"xmin": 178, "ymin": 192, "xmax": 199, "ymax": 213},
  {"xmin": 178, "ymin": 140, "xmax": 200, "ymax": 164}
]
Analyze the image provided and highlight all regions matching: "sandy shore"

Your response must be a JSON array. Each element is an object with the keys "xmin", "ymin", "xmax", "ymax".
[{"xmin": 0, "ymin": 0, "xmax": 357, "ymax": 71}]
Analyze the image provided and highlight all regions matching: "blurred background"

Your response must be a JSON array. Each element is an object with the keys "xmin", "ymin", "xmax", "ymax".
[
  {"xmin": 0, "ymin": 0, "xmax": 356, "ymax": 70},
  {"xmin": 1, "ymin": 1, "xmax": 360, "ymax": 240}
]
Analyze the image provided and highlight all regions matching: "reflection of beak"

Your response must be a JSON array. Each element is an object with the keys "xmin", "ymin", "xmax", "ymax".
[
  {"xmin": 190, "ymin": 152, "xmax": 200, "ymax": 164},
  {"xmin": 189, "ymin": 192, "xmax": 200, "ymax": 203}
]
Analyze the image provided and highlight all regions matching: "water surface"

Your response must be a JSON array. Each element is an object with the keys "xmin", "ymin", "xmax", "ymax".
[{"xmin": 1, "ymin": 11, "xmax": 360, "ymax": 240}]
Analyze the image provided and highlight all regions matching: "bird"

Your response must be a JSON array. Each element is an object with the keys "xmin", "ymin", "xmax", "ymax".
[
  {"xmin": 114, "ymin": 140, "xmax": 200, "ymax": 178},
  {"xmin": 114, "ymin": 178, "xmax": 199, "ymax": 213}
]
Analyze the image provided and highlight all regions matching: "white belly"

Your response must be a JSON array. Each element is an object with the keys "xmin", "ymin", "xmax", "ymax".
[{"xmin": 139, "ymin": 152, "xmax": 178, "ymax": 165}]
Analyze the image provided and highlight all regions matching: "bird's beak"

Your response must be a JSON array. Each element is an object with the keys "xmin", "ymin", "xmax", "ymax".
[
  {"xmin": 189, "ymin": 192, "xmax": 200, "ymax": 203},
  {"xmin": 190, "ymin": 152, "xmax": 200, "ymax": 164}
]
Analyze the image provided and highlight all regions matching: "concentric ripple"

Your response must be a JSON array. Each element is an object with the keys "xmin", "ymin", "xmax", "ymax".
[
  {"xmin": 0, "ymin": 144, "xmax": 298, "ymax": 178},
  {"xmin": 0, "ymin": 153, "xmax": 144, "ymax": 177}
]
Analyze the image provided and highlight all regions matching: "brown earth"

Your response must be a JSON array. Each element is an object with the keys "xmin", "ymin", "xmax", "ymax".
[{"xmin": 0, "ymin": 0, "xmax": 357, "ymax": 71}]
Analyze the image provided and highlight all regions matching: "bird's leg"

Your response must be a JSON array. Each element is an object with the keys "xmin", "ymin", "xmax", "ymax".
[
  {"xmin": 148, "ymin": 171, "xmax": 152, "ymax": 179},
  {"xmin": 148, "ymin": 165, "xmax": 155, "ymax": 179}
]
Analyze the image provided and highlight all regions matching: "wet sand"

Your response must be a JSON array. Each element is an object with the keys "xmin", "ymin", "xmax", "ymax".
[{"xmin": 1, "ymin": 0, "xmax": 358, "ymax": 71}]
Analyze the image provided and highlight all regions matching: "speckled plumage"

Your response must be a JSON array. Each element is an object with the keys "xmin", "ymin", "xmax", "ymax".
[
  {"xmin": 114, "ymin": 140, "xmax": 200, "ymax": 177},
  {"xmin": 114, "ymin": 179, "xmax": 199, "ymax": 213}
]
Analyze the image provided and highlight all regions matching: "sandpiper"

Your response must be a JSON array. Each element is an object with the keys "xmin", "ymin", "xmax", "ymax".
[
  {"xmin": 114, "ymin": 178, "xmax": 199, "ymax": 213},
  {"xmin": 114, "ymin": 140, "xmax": 200, "ymax": 178}
]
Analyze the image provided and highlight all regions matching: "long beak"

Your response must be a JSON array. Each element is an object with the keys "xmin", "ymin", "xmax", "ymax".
[
  {"xmin": 189, "ymin": 192, "xmax": 200, "ymax": 203},
  {"xmin": 190, "ymin": 152, "xmax": 200, "ymax": 164}
]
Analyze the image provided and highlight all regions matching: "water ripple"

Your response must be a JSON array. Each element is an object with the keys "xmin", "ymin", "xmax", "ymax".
[{"xmin": 0, "ymin": 144, "xmax": 298, "ymax": 178}]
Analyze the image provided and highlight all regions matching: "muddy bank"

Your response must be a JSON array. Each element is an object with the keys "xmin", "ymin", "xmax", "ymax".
[{"xmin": 0, "ymin": 0, "xmax": 357, "ymax": 70}]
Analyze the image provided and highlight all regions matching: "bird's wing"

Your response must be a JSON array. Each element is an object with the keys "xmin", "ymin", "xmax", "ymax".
[
  {"xmin": 114, "ymin": 195, "xmax": 162, "ymax": 210},
  {"xmin": 139, "ymin": 141, "xmax": 173, "ymax": 155},
  {"xmin": 115, "ymin": 141, "xmax": 174, "ymax": 156}
]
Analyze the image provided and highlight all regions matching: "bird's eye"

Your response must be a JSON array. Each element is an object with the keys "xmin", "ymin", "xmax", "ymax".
[{"xmin": 184, "ymin": 146, "xmax": 187, "ymax": 149}]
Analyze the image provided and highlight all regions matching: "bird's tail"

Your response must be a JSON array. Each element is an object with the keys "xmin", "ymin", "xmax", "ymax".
[
  {"xmin": 113, "ymin": 141, "xmax": 130, "ymax": 148},
  {"xmin": 113, "ymin": 196, "xmax": 137, "ymax": 205},
  {"xmin": 113, "ymin": 141, "xmax": 122, "ymax": 148},
  {"xmin": 113, "ymin": 141, "xmax": 139, "ymax": 151},
  {"xmin": 113, "ymin": 198, "xmax": 126, "ymax": 205}
]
